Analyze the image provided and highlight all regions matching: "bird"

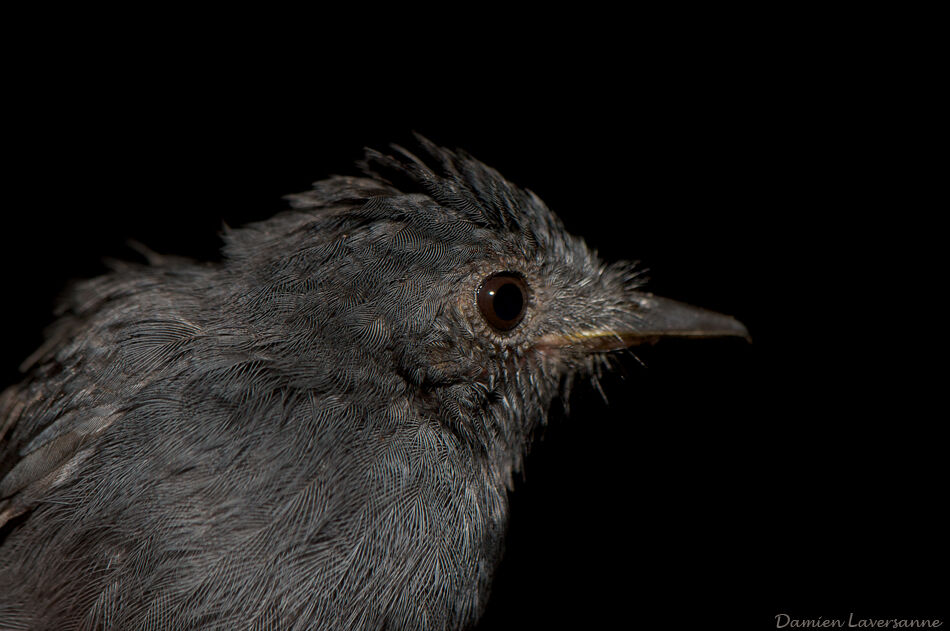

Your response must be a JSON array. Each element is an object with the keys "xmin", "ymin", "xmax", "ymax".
[{"xmin": 0, "ymin": 136, "xmax": 748, "ymax": 630}]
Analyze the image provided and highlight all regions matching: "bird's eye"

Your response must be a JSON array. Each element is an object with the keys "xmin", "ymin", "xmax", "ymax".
[{"xmin": 477, "ymin": 272, "xmax": 528, "ymax": 332}]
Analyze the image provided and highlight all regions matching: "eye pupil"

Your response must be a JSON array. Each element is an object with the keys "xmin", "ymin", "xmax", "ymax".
[
  {"xmin": 491, "ymin": 283, "xmax": 524, "ymax": 322},
  {"xmin": 477, "ymin": 272, "xmax": 528, "ymax": 332}
]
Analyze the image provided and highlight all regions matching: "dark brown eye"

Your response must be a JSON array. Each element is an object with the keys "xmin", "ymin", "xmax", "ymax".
[{"xmin": 477, "ymin": 272, "xmax": 528, "ymax": 332}]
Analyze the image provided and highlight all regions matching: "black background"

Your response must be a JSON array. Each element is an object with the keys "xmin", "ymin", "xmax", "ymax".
[{"xmin": 3, "ymin": 9, "xmax": 943, "ymax": 630}]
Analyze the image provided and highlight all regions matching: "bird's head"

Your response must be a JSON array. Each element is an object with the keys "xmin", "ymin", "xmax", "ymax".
[{"xmin": 220, "ymin": 136, "xmax": 747, "ymax": 481}]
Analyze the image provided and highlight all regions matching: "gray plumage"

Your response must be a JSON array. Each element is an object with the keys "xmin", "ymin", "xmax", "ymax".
[{"xmin": 0, "ymin": 137, "xmax": 746, "ymax": 630}]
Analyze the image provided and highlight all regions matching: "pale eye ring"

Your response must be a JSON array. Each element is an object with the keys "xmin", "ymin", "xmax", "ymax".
[{"xmin": 476, "ymin": 272, "xmax": 528, "ymax": 332}]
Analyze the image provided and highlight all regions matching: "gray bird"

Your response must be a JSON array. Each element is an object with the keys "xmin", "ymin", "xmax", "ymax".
[{"xmin": 0, "ymin": 137, "xmax": 747, "ymax": 630}]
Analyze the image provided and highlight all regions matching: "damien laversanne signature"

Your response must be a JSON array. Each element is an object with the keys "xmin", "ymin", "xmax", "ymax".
[{"xmin": 775, "ymin": 614, "xmax": 944, "ymax": 628}]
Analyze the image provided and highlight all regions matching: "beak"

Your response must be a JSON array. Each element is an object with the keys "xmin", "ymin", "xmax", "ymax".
[{"xmin": 537, "ymin": 292, "xmax": 750, "ymax": 352}]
